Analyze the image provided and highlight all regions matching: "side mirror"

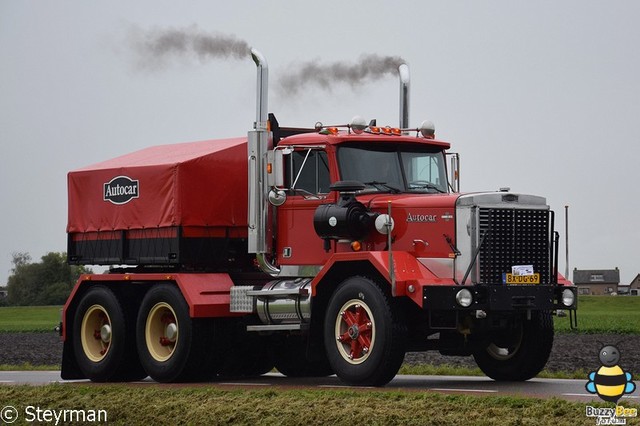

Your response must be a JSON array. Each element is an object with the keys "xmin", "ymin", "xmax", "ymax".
[
  {"xmin": 267, "ymin": 149, "xmax": 286, "ymax": 206},
  {"xmin": 267, "ymin": 149, "xmax": 285, "ymax": 187}
]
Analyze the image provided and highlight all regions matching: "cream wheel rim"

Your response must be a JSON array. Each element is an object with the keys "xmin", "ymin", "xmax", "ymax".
[
  {"xmin": 145, "ymin": 302, "xmax": 179, "ymax": 362},
  {"xmin": 80, "ymin": 304, "xmax": 112, "ymax": 362}
]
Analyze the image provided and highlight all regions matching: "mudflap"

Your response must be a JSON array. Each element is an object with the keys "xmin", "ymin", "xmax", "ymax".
[{"xmin": 60, "ymin": 338, "xmax": 84, "ymax": 380}]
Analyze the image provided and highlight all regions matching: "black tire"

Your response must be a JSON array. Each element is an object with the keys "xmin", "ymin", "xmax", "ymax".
[
  {"xmin": 136, "ymin": 284, "xmax": 217, "ymax": 382},
  {"xmin": 72, "ymin": 285, "xmax": 144, "ymax": 382},
  {"xmin": 323, "ymin": 276, "xmax": 407, "ymax": 386},
  {"xmin": 472, "ymin": 311, "xmax": 554, "ymax": 381},
  {"xmin": 274, "ymin": 334, "xmax": 333, "ymax": 377}
]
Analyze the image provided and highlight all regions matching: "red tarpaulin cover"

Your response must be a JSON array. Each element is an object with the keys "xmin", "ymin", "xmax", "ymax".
[{"xmin": 67, "ymin": 137, "xmax": 248, "ymax": 233}]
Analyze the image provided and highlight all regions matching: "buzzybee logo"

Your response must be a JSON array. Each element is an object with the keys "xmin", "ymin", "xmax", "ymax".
[
  {"xmin": 584, "ymin": 343, "xmax": 637, "ymax": 424},
  {"xmin": 103, "ymin": 176, "xmax": 139, "ymax": 205},
  {"xmin": 586, "ymin": 343, "xmax": 636, "ymax": 404}
]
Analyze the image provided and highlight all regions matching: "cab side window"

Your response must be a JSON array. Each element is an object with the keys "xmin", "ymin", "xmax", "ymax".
[{"xmin": 285, "ymin": 150, "xmax": 330, "ymax": 194}]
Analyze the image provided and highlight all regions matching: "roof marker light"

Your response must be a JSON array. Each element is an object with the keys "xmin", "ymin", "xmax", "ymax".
[{"xmin": 319, "ymin": 126, "xmax": 339, "ymax": 135}]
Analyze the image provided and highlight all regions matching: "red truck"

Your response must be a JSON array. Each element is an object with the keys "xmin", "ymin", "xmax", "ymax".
[{"xmin": 61, "ymin": 49, "xmax": 577, "ymax": 385}]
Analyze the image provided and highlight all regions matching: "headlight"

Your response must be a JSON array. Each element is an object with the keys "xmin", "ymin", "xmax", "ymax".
[
  {"xmin": 455, "ymin": 289, "xmax": 473, "ymax": 307},
  {"xmin": 374, "ymin": 214, "xmax": 394, "ymax": 234},
  {"xmin": 561, "ymin": 288, "xmax": 575, "ymax": 307}
]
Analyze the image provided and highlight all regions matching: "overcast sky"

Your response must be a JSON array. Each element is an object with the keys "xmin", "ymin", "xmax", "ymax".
[{"xmin": 1, "ymin": 1, "xmax": 639, "ymax": 286}]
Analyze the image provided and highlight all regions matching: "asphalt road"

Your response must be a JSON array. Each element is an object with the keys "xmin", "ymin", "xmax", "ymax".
[{"xmin": 2, "ymin": 371, "xmax": 636, "ymax": 403}]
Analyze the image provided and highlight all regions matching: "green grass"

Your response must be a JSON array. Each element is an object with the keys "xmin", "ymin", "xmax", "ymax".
[
  {"xmin": 554, "ymin": 295, "xmax": 640, "ymax": 334},
  {"xmin": 0, "ymin": 385, "xmax": 625, "ymax": 425},
  {"xmin": 400, "ymin": 363, "xmax": 484, "ymax": 377},
  {"xmin": 0, "ymin": 305, "xmax": 61, "ymax": 332},
  {"xmin": 0, "ymin": 363, "xmax": 60, "ymax": 371}
]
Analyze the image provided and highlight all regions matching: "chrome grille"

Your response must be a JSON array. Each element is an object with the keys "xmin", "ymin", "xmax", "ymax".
[{"xmin": 478, "ymin": 208, "xmax": 550, "ymax": 284}]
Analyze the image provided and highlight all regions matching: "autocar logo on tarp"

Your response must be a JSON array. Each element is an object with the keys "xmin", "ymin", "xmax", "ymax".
[{"xmin": 103, "ymin": 176, "xmax": 139, "ymax": 205}]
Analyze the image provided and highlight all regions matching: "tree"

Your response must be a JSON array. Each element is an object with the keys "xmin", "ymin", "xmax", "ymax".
[{"xmin": 6, "ymin": 252, "xmax": 91, "ymax": 306}]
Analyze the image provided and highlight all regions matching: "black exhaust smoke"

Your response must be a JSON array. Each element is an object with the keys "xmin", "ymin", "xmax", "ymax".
[
  {"xmin": 128, "ymin": 25, "xmax": 251, "ymax": 69},
  {"xmin": 277, "ymin": 54, "xmax": 405, "ymax": 95},
  {"xmin": 127, "ymin": 26, "xmax": 405, "ymax": 93}
]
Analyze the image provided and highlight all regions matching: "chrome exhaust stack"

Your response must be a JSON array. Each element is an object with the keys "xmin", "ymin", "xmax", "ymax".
[
  {"xmin": 247, "ymin": 48, "xmax": 280, "ymax": 275},
  {"xmin": 251, "ymin": 48, "xmax": 269, "ymax": 130},
  {"xmin": 398, "ymin": 63, "xmax": 410, "ymax": 130}
]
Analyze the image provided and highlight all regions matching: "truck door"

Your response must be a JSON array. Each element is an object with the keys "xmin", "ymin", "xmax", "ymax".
[{"xmin": 276, "ymin": 148, "xmax": 333, "ymax": 270}]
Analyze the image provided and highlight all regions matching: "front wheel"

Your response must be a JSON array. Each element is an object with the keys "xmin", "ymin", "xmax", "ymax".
[
  {"xmin": 324, "ymin": 276, "xmax": 406, "ymax": 386},
  {"xmin": 472, "ymin": 311, "xmax": 554, "ymax": 381}
]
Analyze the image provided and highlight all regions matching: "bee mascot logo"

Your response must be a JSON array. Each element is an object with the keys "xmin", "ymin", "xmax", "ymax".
[{"xmin": 586, "ymin": 343, "xmax": 636, "ymax": 404}]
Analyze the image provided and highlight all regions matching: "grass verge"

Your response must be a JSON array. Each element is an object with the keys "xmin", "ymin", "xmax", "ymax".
[
  {"xmin": 0, "ymin": 363, "xmax": 60, "ymax": 371},
  {"xmin": 554, "ymin": 295, "xmax": 640, "ymax": 334},
  {"xmin": 0, "ymin": 306, "xmax": 61, "ymax": 332},
  {"xmin": 0, "ymin": 385, "xmax": 624, "ymax": 426}
]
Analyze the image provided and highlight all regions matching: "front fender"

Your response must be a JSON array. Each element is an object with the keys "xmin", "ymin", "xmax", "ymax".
[{"xmin": 311, "ymin": 251, "xmax": 455, "ymax": 307}]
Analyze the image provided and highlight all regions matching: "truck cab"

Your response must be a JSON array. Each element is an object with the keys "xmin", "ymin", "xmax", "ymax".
[{"xmin": 274, "ymin": 128, "xmax": 455, "ymax": 268}]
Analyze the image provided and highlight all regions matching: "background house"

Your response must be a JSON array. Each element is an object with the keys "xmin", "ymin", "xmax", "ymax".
[
  {"xmin": 626, "ymin": 274, "xmax": 640, "ymax": 295},
  {"xmin": 573, "ymin": 268, "xmax": 620, "ymax": 295}
]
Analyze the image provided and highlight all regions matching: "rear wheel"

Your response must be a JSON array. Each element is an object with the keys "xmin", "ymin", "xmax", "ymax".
[
  {"xmin": 324, "ymin": 276, "xmax": 406, "ymax": 386},
  {"xmin": 73, "ymin": 286, "xmax": 143, "ymax": 382},
  {"xmin": 473, "ymin": 311, "xmax": 554, "ymax": 381},
  {"xmin": 136, "ymin": 284, "xmax": 217, "ymax": 382}
]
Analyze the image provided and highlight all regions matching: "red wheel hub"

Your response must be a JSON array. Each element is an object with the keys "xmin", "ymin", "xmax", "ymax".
[{"xmin": 337, "ymin": 304, "xmax": 373, "ymax": 360}]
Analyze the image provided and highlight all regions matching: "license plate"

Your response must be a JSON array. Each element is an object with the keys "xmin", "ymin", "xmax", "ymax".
[{"xmin": 503, "ymin": 273, "xmax": 540, "ymax": 285}]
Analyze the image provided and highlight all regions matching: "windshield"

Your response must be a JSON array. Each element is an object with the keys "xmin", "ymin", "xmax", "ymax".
[{"xmin": 338, "ymin": 144, "xmax": 448, "ymax": 193}]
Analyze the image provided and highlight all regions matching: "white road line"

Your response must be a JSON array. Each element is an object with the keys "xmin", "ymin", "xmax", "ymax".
[
  {"xmin": 562, "ymin": 393, "xmax": 640, "ymax": 399},
  {"xmin": 430, "ymin": 388, "xmax": 498, "ymax": 393},
  {"xmin": 219, "ymin": 382, "xmax": 271, "ymax": 386},
  {"xmin": 318, "ymin": 385, "xmax": 376, "ymax": 389}
]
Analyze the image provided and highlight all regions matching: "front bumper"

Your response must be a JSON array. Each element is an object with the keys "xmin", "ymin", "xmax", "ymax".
[{"xmin": 422, "ymin": 284, "xmax": 577, "ymax": 311}]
